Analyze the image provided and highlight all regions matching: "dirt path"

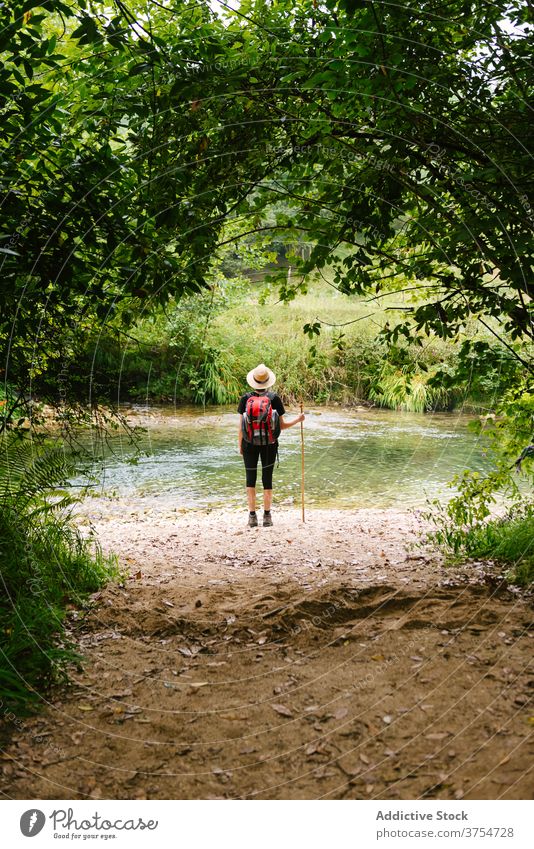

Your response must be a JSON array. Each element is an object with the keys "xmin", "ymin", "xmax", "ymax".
[{"xmin": 1, "ymin": 502, "xmax": 533, "ymax": 800}]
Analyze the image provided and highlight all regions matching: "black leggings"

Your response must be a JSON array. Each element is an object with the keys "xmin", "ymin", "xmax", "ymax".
[{"xmin": 242, "ymin": 442, "xmax": 278, "ymax": 489}]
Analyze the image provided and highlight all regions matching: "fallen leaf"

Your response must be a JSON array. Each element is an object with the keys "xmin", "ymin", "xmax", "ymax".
[
  {"xmin": 178, "ymin": 647, "xmax": 192, "ymax": 657},
  {"xmin": 333, "ymin": 707, "xmax": 349, "ymax": 720},
  {"xmin": 359, "ymin": 753, "xmax": 370, "ymax": 764},
  {"xmin": 78, "ymin": 704, "xmax": 94, "ymax": 712},
  {"xmin": 70, "ymin": 732, "xmax": 85, "ymax": 745},
  {"xmin": 313, "ymin": 766, "xmax": 336, "ymax": 779},
  {"xmin": 212, "ymin": 766, "xmax": 231, "ymax": 782},
  {"xmin": 271, "ymin": 703, "xmax": 293, "ymax": 718},
  {"xmin": 343, "ymin": 765, "xmax": 361, "ymax": 778}
]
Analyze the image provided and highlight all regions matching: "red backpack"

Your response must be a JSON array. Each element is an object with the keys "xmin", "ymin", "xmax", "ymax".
[{"xmin": 242, "ymin": 392, "xmax": 281, "ymax": 445}]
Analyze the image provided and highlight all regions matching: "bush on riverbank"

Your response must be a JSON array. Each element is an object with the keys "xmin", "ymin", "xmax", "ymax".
[
  {"xmin": 467, "ymin": 504, "xmax": 534, "ymax": 586},
  {"xmin": 0, "ymin": 437, "xmax": 119, "ymax": 712},
  {"xmin": 73, "ymin": 277, "xmax": 509, "ymax": 412},
  {"xmin": 427, "ymin": 500, "xmax": 534, "ymax": 587},
  {"xmin": 424, "ymin": 385, "xmax": 533, "ymax": 587}
]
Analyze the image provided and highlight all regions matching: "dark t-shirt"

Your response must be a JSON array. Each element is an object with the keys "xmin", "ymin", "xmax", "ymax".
[{"xmin": 237, "ymin": 391, "xmax": 286, "ymax": 417}]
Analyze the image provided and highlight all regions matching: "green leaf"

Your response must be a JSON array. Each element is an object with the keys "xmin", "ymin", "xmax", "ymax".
[
  {"xmin": 129, "ymin": 62, "xmax": 153, "ymax": 76},
  {"xmin": 46, "ymin": 34, "xmax": 57, "ymax": 55}
]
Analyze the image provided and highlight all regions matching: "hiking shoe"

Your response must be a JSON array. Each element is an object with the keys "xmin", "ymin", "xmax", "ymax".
[
  {"xmin": 263, "ymin": 511, "xmax": 273, "ymax": 527},
  {"xmin": 248, "ymin": 512, "xmax": 258, "ymax": 528}
]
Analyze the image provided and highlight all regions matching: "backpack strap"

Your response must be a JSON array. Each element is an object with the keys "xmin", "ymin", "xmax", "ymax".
[{"xmin": 260, "ymin": 395, "xmax": 269, "ymax": 444}]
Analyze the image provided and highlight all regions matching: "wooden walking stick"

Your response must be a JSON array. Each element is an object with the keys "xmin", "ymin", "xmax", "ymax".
[{"xmin": 300, "ymin": 399, "xmax": 305, "ymax": 523}]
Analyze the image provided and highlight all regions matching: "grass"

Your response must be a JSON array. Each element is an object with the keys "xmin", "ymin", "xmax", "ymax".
[
  {"xmin": 75, "ymin": 266, "xmax": 502, "ymax": 411},
  {"xmin": 367, "ymin": 365, "xmax": 454, "ymax": 413},
  {"xmin": 426, "ymin": 499, "xmax": 534, "ymax": 588},
  {"xmin": 0, "ymin": 506, "xmax": 119, "ymax": 712},
  {"xmin": 0, "ymin": 437, "xmax": 120, "ymax": 712},
  {"xmin": 209, "ymin": 275, "xmax": 460, "ymax": 408},
  {"xmin": 459, "ymin": 504, "xmax": 534, "ymax": 586}
]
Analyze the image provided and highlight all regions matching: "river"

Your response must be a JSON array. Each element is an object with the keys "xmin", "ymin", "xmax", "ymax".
[{"xmin": 73, "ymin": 405, "xmax": 492, "ymax": 510}]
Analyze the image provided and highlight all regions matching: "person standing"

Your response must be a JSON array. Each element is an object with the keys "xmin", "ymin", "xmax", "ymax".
[{"xmin": 238, "ymin": 363, "xmax": 305, "ymax": 528}]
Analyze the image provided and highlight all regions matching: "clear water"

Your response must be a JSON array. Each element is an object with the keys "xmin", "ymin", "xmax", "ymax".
[{"xmin": 73, "ymin": 405, "xmax": 493, "ymax": 509}]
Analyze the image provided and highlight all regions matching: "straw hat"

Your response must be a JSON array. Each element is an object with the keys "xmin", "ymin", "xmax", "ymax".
[{"xmin": 246, "ymin": 363, "xmax": 276, "ymax": 390}]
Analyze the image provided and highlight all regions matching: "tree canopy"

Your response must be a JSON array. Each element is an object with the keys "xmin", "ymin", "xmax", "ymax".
[{"xmin": 1, "ymin": 0, "xmax": 532, "ymax": 421}]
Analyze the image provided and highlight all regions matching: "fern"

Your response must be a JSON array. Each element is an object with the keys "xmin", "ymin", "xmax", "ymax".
[
  {"xmin": 0, "ymin": 436, "xmax": 77, "ymax": 515},
  {"xmin": 0, "ymin": 435, "xmax": 118, "ymax": 712}
]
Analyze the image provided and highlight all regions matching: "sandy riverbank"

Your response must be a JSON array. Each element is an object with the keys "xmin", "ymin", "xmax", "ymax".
[{"xmin": 1, "ymin": 501, "xmax": 532, "ymax": 800}]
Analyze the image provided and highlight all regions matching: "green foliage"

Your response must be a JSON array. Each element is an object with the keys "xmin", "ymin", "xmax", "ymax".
[
  {"xmin": 0, "ymin": 384, "xmax": 25, "ymax": 430},
  {"xmin": 466, "ymin": 504, "xmax": 534, "ymax": 586},
  {"xmin": 0, "ymin": 436, "xmax": 76, "ymax": 515},
  {"xmin": 426, "ymin": 500, "xmax": 534, "ymax": 587},
  {"xmin": 239, "ymin": 0, "xmax": 534, "ymax": 375},
  {"xmin": 0, "ymin": 436, "xmax": 118, "ymax": 711},
  {"xmin": 0, "ymin": 1, "xmax": 282, "ymax": 417},
  {"xmin": 2, "ymin": 0, "xmax": 533, "ymax": 423},
  {"xmin": 75, "ymin": 271, "xmax": 505, "ymax": 410},
  {"xmin": 470, "ymin": 385, "xmax": 534, "ymax": 465},
  {"xmin": 424, "ymin": 376, "xmax": 533, "ymax": 585},
  {"xmin": 428, "ymin": 340, "xmax": 522, "ymax": 407},
  {"xmin": 188, "ymin": 347, "xmax": 242, "ymax": 405},
  {"xmin": 368, "ymin": 362, "xmax": 453, "ymax": 413}
]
